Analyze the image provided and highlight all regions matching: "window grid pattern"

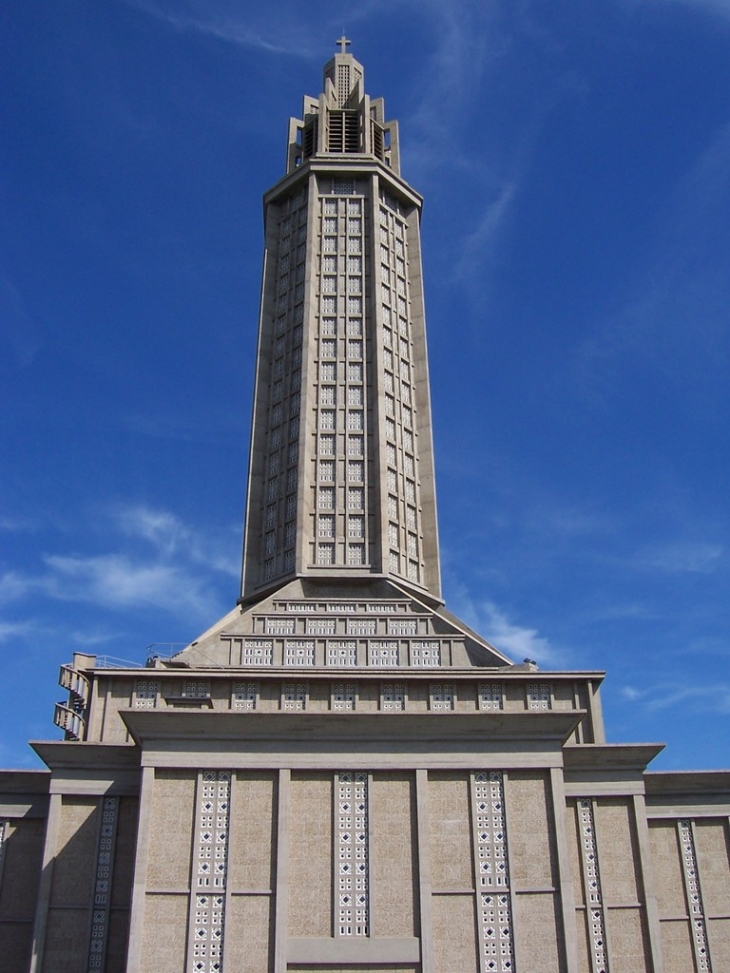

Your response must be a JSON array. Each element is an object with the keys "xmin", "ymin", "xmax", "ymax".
[
  {"xmin": 381, "ymin": 683, "xmax": 405, "ymax": 711},
  {"xmin": 478, "ymin": 683, "xmax": 504, "ymax": 712},
  {"xmin": 243, "ymin": 641, "xmax": 273, "ymax": 665},
  {"xmin": 472, "ymin": 772, "xmax": 514, "ymax": 972},
  {"xmin": 328, "ymin": 643, "xmax": 358, "ymax": 666},
  {"xmin": 577, "ymin": 800, "xmax": 609, "ymax": 973},
  {"xmin": 133, "ymin": 680, "xmax": 160, "ymax": 709},
  {"xmin": 336, "ymin": 772, "xmax": 369, "ymax": 937},
  {"xmin": 430, "ymin": 683, "xmax": 455, "ymax": 711},
  {"xmin": 411, "ymin": 642, "xmax": 441, "ymax": 667},
  {"xmin": 369, "ymin": 642, "xmax": 399, "ymax": 666},
  {"xmin": 232, "ymin": 682, "xmax": 258, "ymax": 711},
  {"xmin": 332, "ymin": 683, "xmax": 357, "ymax": 711},
  {"xmin": 678, "ymin": 820, "xmax": 712, "ymax": 972},
  {"xmin": 256, "ymin": 189, "xmax": 307, "ymax": 586},
  {"xmin": 311, "ymin": 195, "xmax": 369, "ymax": 568},
  {"xmin": 285, "ymin": 642, "xmax": 315, "ymax": 666},
  {"xmin": 189, "ymin": 771, "xmax": 231, "ymax": 973},
  {"xmin": 527, "ymin": 683, "xmax": 551, "ymax": 710},
  {"xmin": 86, "ymin": 796, "xmax": 118, "ymax": 973},
  {"xmin": 378, "ymin": 201, "xmax": 424, "ymax": 586},
  {"xmin": 184, "ymin": 681, "xmax": 211, "ymax": 699},
  {"xmin": 282, "ymin": 683, "xmax": 306, "ymax": 711}
]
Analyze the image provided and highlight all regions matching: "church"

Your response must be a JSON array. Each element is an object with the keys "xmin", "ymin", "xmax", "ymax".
[{"xmin": 1, "ymin": 39, "xmax": 728, "ymax": 973}]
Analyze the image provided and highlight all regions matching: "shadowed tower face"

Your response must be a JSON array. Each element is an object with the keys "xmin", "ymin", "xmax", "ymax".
[{"xmin": 241, "ymin": 40, "xmax": 441, "ymax": 603}]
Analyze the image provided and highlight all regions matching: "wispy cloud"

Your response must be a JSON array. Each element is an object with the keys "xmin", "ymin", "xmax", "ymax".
[
  {"xmin": 124, "ymin": 0, "xmax": 317, "ymax": 55},
  {"xmin": 620, "ymin": 680, "xmax": 730, "ymax": 714},
  {"xmin": 446, "ymin": 582, "xmax": 563, "ymax": 666},
  {"xmin": 0, "ymin": 620, "xmax": 35, "ymax": 642},
  {"xmin": 637, "ymin": 541, "xmax": 724, "ymax": 574},
  {"xmin": 0, "ymin": 503, "xmax": 238, "ymax": 621},
  {"xmin": 113, "ymin": 502, "xmax": 240, "ymax": 576}
]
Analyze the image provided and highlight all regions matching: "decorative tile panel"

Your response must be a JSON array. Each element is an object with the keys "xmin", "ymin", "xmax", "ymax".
[
  {"xmin": 526, "ymin": 683, "xmax": 551, "ymax": 710},
  {"xmin": 472, "ymin": 772, "xmax": 514, "ymax": 972},
  {"xmin": 133, "ymin": 680, "xmax": 160, "ymax": 708},
  {"xmin": 678, "ymin": 820, "xmax": 712, "ymax": 972},
  {"xmin": 577, "ymin": 799, "xmax": 608, "ymax": 973},
  {"xmin": 189, "ymin": 771, "xmax": 231, "ymax": 973},
  {"xmin": 87, "ymin": 796, "xmax": 118, "ymax": 973},
  {"xmin": 478, "ymin": 683, "xmax": 504, "ymax": 711},
  {"xmin": 232, "ymin": 682, "xmax": 258, "ymax": 711},
  {"xmin": 335, "ymin": 772, "xmax": 369, "ymax": 937}
]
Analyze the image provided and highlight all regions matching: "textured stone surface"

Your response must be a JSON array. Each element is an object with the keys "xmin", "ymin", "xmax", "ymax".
[
  {"xmin": 505, "ymin": 772, "xmax": 556, "ymax": 890},
  {"xmin": 230, "ymin": 772, "xmax": 277, "ymax": 891},
  {"xmin": 289, "ymin": 772, "xmax": 332, "ymax": 937},
  {"xmin": 604, "ymin": 908, "xmax": 651, "ymax": 973},
  {"xmin": 371, "ymin": 772, "xmax": 417, "ymax": 936},
  {"xmin": 0, "ymin": 817, "xmax": 45, "ymax": 917},
  {"xmin": 111, "ymin": 796, "xmax": 138, "ymax": 908},
  {"xmin": 431, "ymin": 893, "xmax": 478, "ymax": 973},
  {"xmin": 707, "ymin": 917, "xmax": 730, "ymax": 971},
  {"xmin": 50, "ymin": 796, "xmax": 97, "ymax": 905},
  {"xmin": 147, "ymin": 770, "xmax": 195, "ymax": 889},
  {"xmin": 648, "ymin": 821, "xmax": 687, "ymax": 917},
  {"xmin": 595, "ymin": 799, "xmax": 640, "ymax": 904},
  {"xmin": 658, "ymin": 918, "xmax": 695, "ymax": 973},
  {"xmin": 428, "ymin": 772, "xmax": 472, "ymax": 890},
  {"xmin": 694, "ymin": 818, "xmax": 730, "ymax": 916},
  {"xmin": 225, "ymin": 894, "xmax": 275, "ymax": 972},
  {"xmin": 140, "ymin": 893, "xmax": 188, "ymax": 973},
  {"xmin": 514, "ymin": 892, "xmax": 563, "ymax": 971},
  {"xmin": 42, "ymin": 909, "xmax": 89, "ymax": 973}
]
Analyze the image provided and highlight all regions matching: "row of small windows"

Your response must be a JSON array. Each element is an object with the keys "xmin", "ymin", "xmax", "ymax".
[
  {"xmin": 320, "ymin": 317, "xmax": 363, "ymax": 337},
  {"xmin": 133, "ymin": 679, "xmax": 511, "ymax": 712},
  {"xmin": 320, "ymin": 338, "xmax": 364, "ymax": 359},
  {"xmin": 322, "ymin": 255, "xmax": 364, "ymax": 274},
  {"xmin": 317, "ymin": 485, "xmax": 365, "ymax": 510},
  {"xmin": 321, "ymin": 295, "xmax": 364, "ymax": 316},
  {"xmin": 322, "ymin": 196, "xmax": 361, "ymax": 216},
  {"xmin": 323, "ymin": 217, "xmax": 362, "ymax": 235}
]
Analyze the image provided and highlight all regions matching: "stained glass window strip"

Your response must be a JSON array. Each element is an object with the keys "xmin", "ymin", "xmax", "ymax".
[
  {"xmin": 232, "ymin": 682, "xmax": 258, "ymax": 711},
  {"xmin": 430, "ymin": 683, "xmax": 455, "ymax": 711},
  {"xmin": 527, "ymin": 683, "xmax": 551, "ymax": 710},
  {"xmin": 577, "ymin": 800, "xmax": 609, "ymax": 973},
  {"xmin": 381, "ymin": 683, "xmax": 405, "ymax": 710},
  {"xmin": 336, "ymin": 772, "xmax": 369, "ymax": 937},
  {"xmin": 86, "ymin": 796, "xmax": 118, "ymax": 973},
  {"xmin": 678, "ymin": 820, "xmax": 712, "ymax": 973},
  {"xmin": 472, "ymin": 772, "xmax": 514, "ymax": 972},
  {"xmin": 332, "ymin": 683, "xmax": 357, "ymax": 711},
  {"xmin": 478, "ymin": 683, "xmax": 504, "ymax": 711},
  {"xmin": 282, "ymin": 682, "xmax": 306, "ymax": 711},
  {"xmin": 190, "ymin": 771, "xmax": 231, "ymax": 973},
  {"xmin": 134, "ymin": 680, "xmax": 159, "ymax": 709}
]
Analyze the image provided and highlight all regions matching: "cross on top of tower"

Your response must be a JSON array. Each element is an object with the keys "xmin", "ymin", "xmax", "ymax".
[{"xmin": 336, "ymin": 34, "xmax": 351, "ymax": 54}]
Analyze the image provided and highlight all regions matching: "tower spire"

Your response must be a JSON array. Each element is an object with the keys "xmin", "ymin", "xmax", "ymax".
[{"xmin": 241, "ymin": 50, "xmax": 439, "ymax": 600}]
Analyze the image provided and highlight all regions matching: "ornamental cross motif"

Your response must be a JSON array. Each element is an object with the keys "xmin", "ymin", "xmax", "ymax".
[{"xmin": 336, "ymin": 35, "xmax": 351, "ymax": 54}]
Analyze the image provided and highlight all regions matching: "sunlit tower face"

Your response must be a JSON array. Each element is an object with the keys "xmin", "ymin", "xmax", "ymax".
[{"xmin": 242, "ymin": 42, "xmax": 441, "ymax": 602}]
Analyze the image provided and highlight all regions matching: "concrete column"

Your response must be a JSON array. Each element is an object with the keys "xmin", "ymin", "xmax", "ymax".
[
  {"xmin": 415, "ymin": 768, "xmax": 433, "ymax": 973},
  {"xmin": 29, "ymin": 791, "xmax": 62, "ymax": 973},
  {"xmin": 124, "ymin": 765, "xmax": 155, "ymax": 973},
  {"xmin": 274, "ymin": 768, "xmax": 291, "ymax": 973},
  {"xmin": 632, "ymin": 793, "xmax": 665, "ymax": 973},
  {"xmin": 550, "ymin": 767, "xmax": 580, "ymax": 973}
]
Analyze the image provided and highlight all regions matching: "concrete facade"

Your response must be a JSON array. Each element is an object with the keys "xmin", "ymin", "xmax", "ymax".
[{"xmin": 1, "ymin": 40, "xmax": 729, "ymax": 973}]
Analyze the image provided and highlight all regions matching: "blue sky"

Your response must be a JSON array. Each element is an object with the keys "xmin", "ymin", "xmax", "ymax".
[{"xmin": 2, "ymin": 0, "xmax": 729, "ymax": 769}]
